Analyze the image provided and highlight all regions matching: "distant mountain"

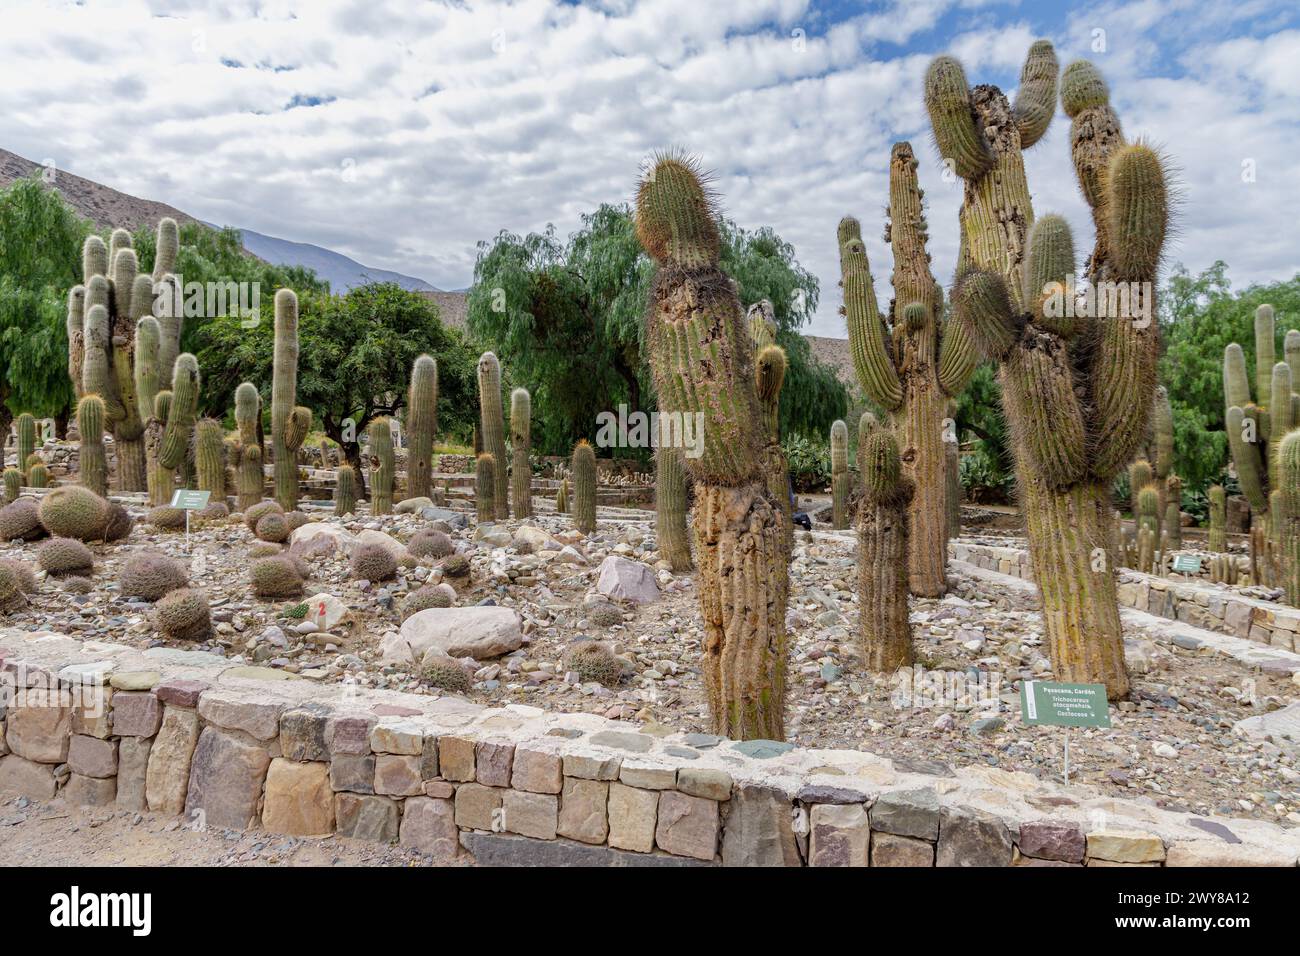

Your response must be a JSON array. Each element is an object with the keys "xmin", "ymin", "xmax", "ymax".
[{"xmin": 231, "ymin": 226, "xmax": 440, "ymax": 294}]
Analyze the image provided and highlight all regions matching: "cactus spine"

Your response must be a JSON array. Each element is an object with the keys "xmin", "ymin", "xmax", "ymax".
[
  {"xmin": 335, "ymin": 465, "xmax": 357, "ymax": 516},
  {"xmin": 367, "ymin": 418, "xmax": 394, "ymax": 515},
  {"xmin": 477, "ymin": 352, "xmax": 509, "ymax": 518},
  {"xmin": 510, "ymin": 387, "xmax": 532, "ymax": 518},
  {"xmin": 16, "ymin": 414, "xmax": 36, "ymax": 482},
  {"xmin": 271, "ymin": 290, "xmax": 310, "ymax": 510},
  {"xmin": 572, "ymin": 440, "xmax": 597, "ymax": 535},
  {"xmin": 233, "ymin": 382, "xmax": 263, "ymax": 511},
  {"xmin": 839, "ymin": 142, "xmax": 979, "ymax": 596},
  {"xmin": 830, "ymin": 419, "xmax": 850, "ymax": 530},
  {"xmin": 655, "ymin": 445, "xmax": 692, "ymax": 571},
  {"xmin": 475, "ymin": 453, "xmax": 495, "ymax": 524},
  {"xmin": 28, "ymin": 462, "xmax": 49, "ymax": 488},
  {"xmin": 1224, "ymin": 304, "xmax": 1298, "ymax": 586},
  {"xmin": 637, "ymin": 154, "xmax": 788, "ymax": 741},
  {"xmin": 195, "ymin": 419, "xmax": 226, "ymax": 502},
  {"xmin": 857, "ymin": 423, "xmax": 915, "ymax": 670},
  {"xmin": 77, "ymin": 396, "xmax": 107, "ymax": 497},
  {"xmin": 935, "ymin": 43, "xmax": 1170, "ymax": 698},
  {"xmin": 407, "ymin": 354, "xmax": 438, "ymax": 501},
  {"xmin": 1208, "ymin": 484, "xmax": 1227, "ymax": 553},
  {"xmin": 747, "ymin": 300, "xmax": 791, "ymax": 550}
]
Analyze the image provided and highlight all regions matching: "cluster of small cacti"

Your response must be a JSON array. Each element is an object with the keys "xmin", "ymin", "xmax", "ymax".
[
  {"xmin": 654, "ymin": 445, "xmax": 691, "ymax": 571},
  {"xmin": 637, "ymin": 154, "xmax": 788, "ymax": 740},
  {"xmin": 120, "ymin": 552, "xmax": 189, "ymax": 601},
  {"xmin": 271, "ymin": 290, "xmax": 312, "ymax": 511},
  {"xmin": 554, "ymin": 477, "xmax": 569, "ymax": 513},
  {"xmin": 571, "ymin": 440, "xmax": 596, "ymax": 535},
  {"xmin": 350, "ymin": 542, "xmax": 397, "ymax": 581},
  {"xmin": 933, "ymin": 41, "xmax": 1169, "ymax": 699},
  {"xmin": 838, "ymin": 141, "xmax": 979, "ymax": 597},
  {"xmin": 335, "ymin": 465, "xmax": 357, "ymax": 516},
  {"xmin": 367, "ymin": 418, "xmax": 394, "ymax": 515},
  {"xmin": 153, "ymin": 587, "xmax": 212, "ymax": 642},
  {"xmin": 475, "ymin": 453, "xmax": 496, "ymax": 523},
  {"xmin": 830, "ymin": 419, "xmax": 850, "ymax": 530},
  {"xmin": 564, "ymin": 640, "xmax": 624, "ymax": 686},
  {"xmin": 477, "ymin": 352, "xmax": 509, "ymax": 518},
  {"xmin": 1209, "ymin": 553, "xmax": 1240, "ymax": 585}
]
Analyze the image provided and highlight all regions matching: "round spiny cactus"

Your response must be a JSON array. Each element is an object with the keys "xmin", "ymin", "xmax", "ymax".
[
  {"xmin": 350, "ymin": 542, "xmax": 397, "ymax": 582},
  {"xmin": 409, "ymin": 529, "xmax": 454, "ymax": 559},
  {"xmin": 250, "ymin": 555, "xmax": 305, "ymax": 599},
  {"xmin": 564, "ymin": 641, "xmax": 624, "ymax": 686},
  {"xmin": 244, "ymin": 499, "xmax": 284, "ymax": 533},
  {"xmin": 147, "ymin": 506, "xmax": 187, "ymax": 531},
  {"xmin": 37, "ymin": 537, "xmax": 94, "ymax": 578},
  {"xmin": 419, "ymin": 655, "xmax": 471, "ymax": 693},
  {"xmin": 587, "ymin": 602, "xmax": 624, "ymax": 628},
  {"xmin": 0, "ymin": 558, "xmax": 38, "ymax": 595},
  {"xmin": 0, "ymin": 498, "xmax": 45, "ymax": 541},
  {"xmin": 39, "ymin": 486, "xmax": 108, "ymax": 541},
  {"xmin": 154, "ymin": 588, "xmax": 212, "ymax": 642},
  {"xmin": 401, "ymin": 583, "xmax": 456, "ymax": 620},
  {"xmin": 120, "ymin": 552, "xmax": 188, "ymax": 601},
  {"xmin": 0, "ymin": 563, "xmax": 29, "ymax": 613}
]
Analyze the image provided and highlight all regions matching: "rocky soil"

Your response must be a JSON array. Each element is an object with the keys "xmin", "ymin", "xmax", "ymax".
[{"xmin": 3, "ymin": 498, "xmax": 1298, "ymax": 829}]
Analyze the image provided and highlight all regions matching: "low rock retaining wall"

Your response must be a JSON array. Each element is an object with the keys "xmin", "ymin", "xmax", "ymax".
[
  {"xmin": 2, "ymin": 627, "xmax": 1296, "ymax": 866},
  {"xmin": 951, "ymin": 539, "xmax": 1299, "ymax": 653}
]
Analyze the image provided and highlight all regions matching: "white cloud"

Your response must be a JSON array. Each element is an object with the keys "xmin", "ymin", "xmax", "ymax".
[{"xmin": 0, "ymin": 0, "xmax": 1296, "ymax": 340}]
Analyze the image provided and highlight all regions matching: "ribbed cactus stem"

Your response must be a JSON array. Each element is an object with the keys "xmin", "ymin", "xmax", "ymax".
[
  {"xmin": 152, "ymin": 218, "xmax": 179, "ymax": 282},
  {"xmin": 149, "ymin": 390, "xmax": 174, "ymax": 505},
  {"xmin": 195, "ymin": 419, "xmax": 225, "ymax": 502},
  {"xmin": 830, "ymin": 419, "xmax": 850, "ymax": 530},
  {"xmin": 407, "ymin": 354, "xmax": 438, "ymax": 501},
  {"xmin": 28, "ymin": 463, "xmax": 48, "ymax": 488},
  {"xmin": 2, "ymin": 468, "xmax": 20, "ymax": 503},
  {"xmin": 158, "ymin": 354, "xmax": 199, "ymax": 471},
  {"xmin": 1129, "ymin": 459, "xmax": 1152, "ymax": 521},
  {"xmin": 857, "ymin": 426, "xmax": 914, "ymax": 671},
  {"xmin": 272, "ymin": 289, "xmax": 307, "ymax": 510},
  {"xmin": 1279, "ymin": 430, "xmax": 1300, "ymax": 605},
  {"xmin": 475, "ymin": 453, "xmax": 495, "ymax": 524},
  {"xmin": 639, "ymin": 154, "xmax": 788, "ymax": 740},
  {"xmin": 233, "ymin": 382, "xmax": 263, "ymax": 511},
  {"xmin": 477, "ymin": 352, "xmax": 509, "ymax": 519},
  {"xmin": 509, "ymin": 387, "xmax": 532, "ymax": 518},
  {"xmin": 572, "ymin": 440, "xmax": 597, "ymax": 535},
  {"xmin": 16, "ymin": 414, "xmax": 36, "ymax": 482},
  {"xmin": 749, "ymin": 302, "xmax": 791, "ymax": 553},
  {"xmin": 655, "ymin": 445, "xmax": 692, "ymax": 572},
  {"xmin": 368, "ymin": 418, "xmax": 394, "ymax": 515},
  {"xmin": 335, "ymin": 465, "xmax": 357, "ymax": 516},
  {"xmin": 555, "ymin": 477, "xmax": 569, "ymax": 514},
  {"xmin": 1208, "ymin": 485, "xmax": 1227, "ymax": 553},
  {"xmin": 1164, "ymin": 500, "xmax": 1182, "ymax": 550},
  {"xmin": 76, "ymin": 396, "xmax": 107, "ymax": 497}
]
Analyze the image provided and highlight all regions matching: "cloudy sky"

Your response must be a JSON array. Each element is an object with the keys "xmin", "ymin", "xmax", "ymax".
[{"xmin": 2, "ymin": 0, "xmax": 1298, "ymax": 336}]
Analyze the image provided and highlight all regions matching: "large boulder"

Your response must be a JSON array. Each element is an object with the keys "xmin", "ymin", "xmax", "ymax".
[
  {"xmin": 394, "ymin": 497, "xmax": 434, "ymax": 515},
  {"xmin": 289, "ymin": 522, "xmax": 355, "ymax": 556},
  {"xmin": 354, "ymin": 528, "xmax": 407, "ymax": 560},
  {"xmin": 596, "ymin": 555, "xmax": 660, "ymax": 604},
  {"xmin": 385, "ymin": 607, "xmax": 523, "ymax": 663}
]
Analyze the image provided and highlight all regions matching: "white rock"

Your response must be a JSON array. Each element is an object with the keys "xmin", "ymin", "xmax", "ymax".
[
  {"xmin": 595, "ymin": 555, "xmax": 660, "ymax": 603},
  {"xmin": 1152, "ymin": 742, "xmax": 1178, "ymax": 758},
  {"xmin": 289, "ymin": 522, "xmax": 355, "ymax": 555},
  {"xmin": 301, "ymin": 593, "xmax": 351, "ymax": 630},
  {"xmin": 354, "ymin": 528, "xmax": 407, "ymax": 560},
  {"xmin": 394, "ymin": 497, "xmax": 434, "ymax": 514},
  {"xmin": 387, "ymin": 606, "xmax": 524, "ymax": 663}
]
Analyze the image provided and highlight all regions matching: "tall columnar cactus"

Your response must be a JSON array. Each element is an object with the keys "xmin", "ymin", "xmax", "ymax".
[
  {"xmin": 1152, "ymin": 387, "xmax": 1174, "ymax": 538},
  {"xmin": 1278, "ymin": 430, "xmax": 1300, "ymax": 606},
  {"xmin": 1224, "ymin": 304, "xmax": 1299, "ymax": 585},
  {"xmin": 830, "ymin": 419, "xmax": 850, "ymax": 530},
  {"xmin": 76, "ymin": 396, "xmax": 107, "ymax": 497},
  {"xmin": 407, "ymin": 354, "xmax": 438, "ymax": 500},
  {"xmin": 1164, "ymin": 474, "xmax": 1183, "ymax": 550},
  {"xmin": 747, "ymin": 300, "xmax": 792, "ymax": 550},
  {"xmin": 16, "ymin": 414, "xmax": 36, "ymax": 482},
  {"xmin": 367, "ymin": 418, "xmax": 394, "ymax": 515},
  {"xmin": 555, "ymin": 477, "xmax": 569, "ymax": 514},
  {"xmin": 158, "ymin": 354, "xmax": 199, "ymax": 474},
  {"xmin": 335, "ymin": 465, "xmax": 357, "ymax": 516},
  {"xmin": 839, "ymin": 142, "xmax": 979, "ymax": 597},
  {"xmin": 944, "ymin": 400, "xmax": 962, "ymax": 539},
  {"xmin": 1208, "ymin": 484, "xmax": 1227, "ymax": 552},
  {"xmin": 475, "ymin": 453, "xmax": 496, "ymax": 524},
  {"xmin": 857, "ymin": 422, "xmax": 915, "ymax": 670},
  {"xmin": 195, "ymin": 419, "xmax": 226, "ymax": 502},
  {"xmin": 148, "ymin": 390, "xmax": 173, "ymax": 504},
  {"xmin": 933, "ymin": 42, "xmax": 1169, "ymax": 698},
  {"xmin": 655, "ymin": 444, "xmax": 692, "ymax": 571},
  {"xmin": 477, "ymin": 352, "xmax": 509, "ymax": 519},
  {"xmin": 637, "ymin": 154, "xmax": 788, "ymax": 741},
  {"xmin": 233, "ymin": 382, "xmax": 264, "ymax": 511},
  {"xmin": 67, "ymin": 219, "xmax": 181, "ymax": 492},
  {"xmin": 272, "ymin": 289, "xmax": 311, "ymax": 511},
  {"xmin": 510, "ymin": 387, "xmax": 533, "ymax": 518},
  {"xmin": 571, "ymin": 440, "xmax": 597, "ymax": 535},
  {"xmin": 1128, "ymin": 459, "xmax": 1153, "ymax": 521}
]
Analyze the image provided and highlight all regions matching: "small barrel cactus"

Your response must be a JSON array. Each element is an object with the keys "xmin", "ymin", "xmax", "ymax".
[
  {"xmin": 77, "ymin": 395, "xmax": 108, "ymax": 497},
  {"xmin": 350, "ymin": 541, "xmax": 398, "ymax": 581},
  {"xmin": 0, "ymin": 558, "xmax": 38, "ymax": 595},
  {"xmin": 335, "ymin": 465, "xmax": 357, "ymax": 516},
  {"xmin": 0, "ymin": 563, "xmax": 29, "ymax": 613},
  {"xmin": 3, "ymin": 468, "xmax": 21, "ymax": 504},
  {"xmin": 255, "ymin": 511, "xmax": 290, "ymax": 543},
  {"xmin": 477, "ymin": 352, "xmax": 509, "ymax": 518},
  {"xmin": 407, "ymin": 354, "xmax": 438, "ymax": 500},
  {"xmin": 510, "ymin": 387, "xmax": 532, "ymax": 518},
  {"xmin": 419, "ymin": 655, "xmax": 472, "ymax": 693},
  {"xmin": 555, "ymin": 477, "xmax": 569, "ymax": 514},
  {"xmin": 154, "ymin": 588, "xmax": 213, "ymax": 642},
  {"xmin": 587, "ymin": 602, "xmax": 624, "ymax": 628},
  {"xmin": 368, "ymin": 418, "xmax": 395, "ymax": 515},
  {"xmin": 0, "ymin": 498, "xmax": 45, "ymax": 541},
  {"xmin": 250, "ymin": 555, "xmax": 305, "ymax": 598},
  {"xmin": 1129, "ymin": 459, "xmax": 1153, "ymax": 520},
  {"xmin": 120, "ymin": 552, "xmax": 189, "ymax": 601},
  {"xmin": 409, "ymin": 529, "xmax": 454, "ymax": 559},
  {"xmin": 564, "ymin": 641, "xmax": 624, "ymax": 686},
  {"xmin": 37, "ymin": 537, "xmax": 95, "ymax": 578},
  {"xmin": 830, "ymin": 419, "xmax": 850, "ymax": 530},
  {"xmin": 439, "ymin": 552, "xmax": 471, "ymax": 585},
  {"xmin": 147, "ymin": 506, "xmax": 187, "ymax": 530},
  {"xmin": 38, "ymin": 486, "xmax": 108, "ymax": 541},
  {"xmin": 475, "ymin": 453, "xmax": 496, "ymax": 524},
  {"xmin": 401, "ymin": 583, "xmax": 456, "ymax": 620},
  {"xmin": 244, "ymin": 499, "xmax": 285, "ymax": 533},
  {"xmin": 572, "ymin": 440, "xmax": 596, "ymax": 535},
  {"xmin": 27, "ymin": 461, "xmax": 49, "ymax": 488}
]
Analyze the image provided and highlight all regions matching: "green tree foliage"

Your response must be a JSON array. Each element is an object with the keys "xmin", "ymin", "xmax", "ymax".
[
  {"xmin": 467, "ymin": 203, "xmax": 846, "ymax": 455},
  {"xmin": 1159, "ymin": 261, "xmax": 1300, "ymax": 493},
  {"xmin": 194, "ymin": 282, "xmax": 478, "ymax": 480},
  {"xmin": 0, "ymin": 175, "xmax": 90, "ymax": 436}
]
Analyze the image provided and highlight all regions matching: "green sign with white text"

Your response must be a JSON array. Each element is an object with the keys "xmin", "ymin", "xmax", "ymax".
[
  {"xmin": 169, "ymin": 490, "xmax": 211, "ymax": 510},
  {"xmin": 1171, "ymin": 554, "xmax": 1201, "ymax": 574},
  {"xmin": 1020, "ymin": 681, "xmax": 1111, "ymax": 728}
]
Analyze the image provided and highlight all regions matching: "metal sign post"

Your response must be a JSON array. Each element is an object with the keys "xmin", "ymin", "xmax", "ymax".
[
  {"xmin": 169, "ymin": 490, "xmax": 212, "ymax": 554},
  {"xmin": 1021, "ymin": 680, "xmax": 1111, "ymax": 786}
]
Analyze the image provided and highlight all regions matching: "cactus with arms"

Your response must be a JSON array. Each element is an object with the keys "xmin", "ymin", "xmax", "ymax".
[
  {"xmin": 510, "ymin": 388, "xmax": 532, "ymax": 518},
  {"xmin": 407, "ymin": 354, "xmax": 438, "ymax": 501},
  {"xmin": 932, "ymin": 42, "xmax": 1170, "ymax": 698},
  {"xmin": 637, "ymin": 153, "xmax": 788, "ymax": 740},
  {"xmin": 838, "ymin": 142, "xmax": 979, "ymax": 596},
  {"xmin": 272, "ymin": 289, "xmax": 311, "ymax": 510},
  {"xmin": 478, "ymin": 352, "xmax": 509, "ymax": 518}
]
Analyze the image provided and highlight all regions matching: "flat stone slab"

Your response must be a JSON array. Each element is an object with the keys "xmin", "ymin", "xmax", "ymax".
[
  {"xmin": 460, "ymin": 832, "xmax": 714, "ymax": 867},
  {"xmin": 109, "ymin": 671, "xmax": 161, "ymax": 691},
  {"xmin": 1234, "ymin": 701, "xmax": 1300, "ymax": 746}
]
